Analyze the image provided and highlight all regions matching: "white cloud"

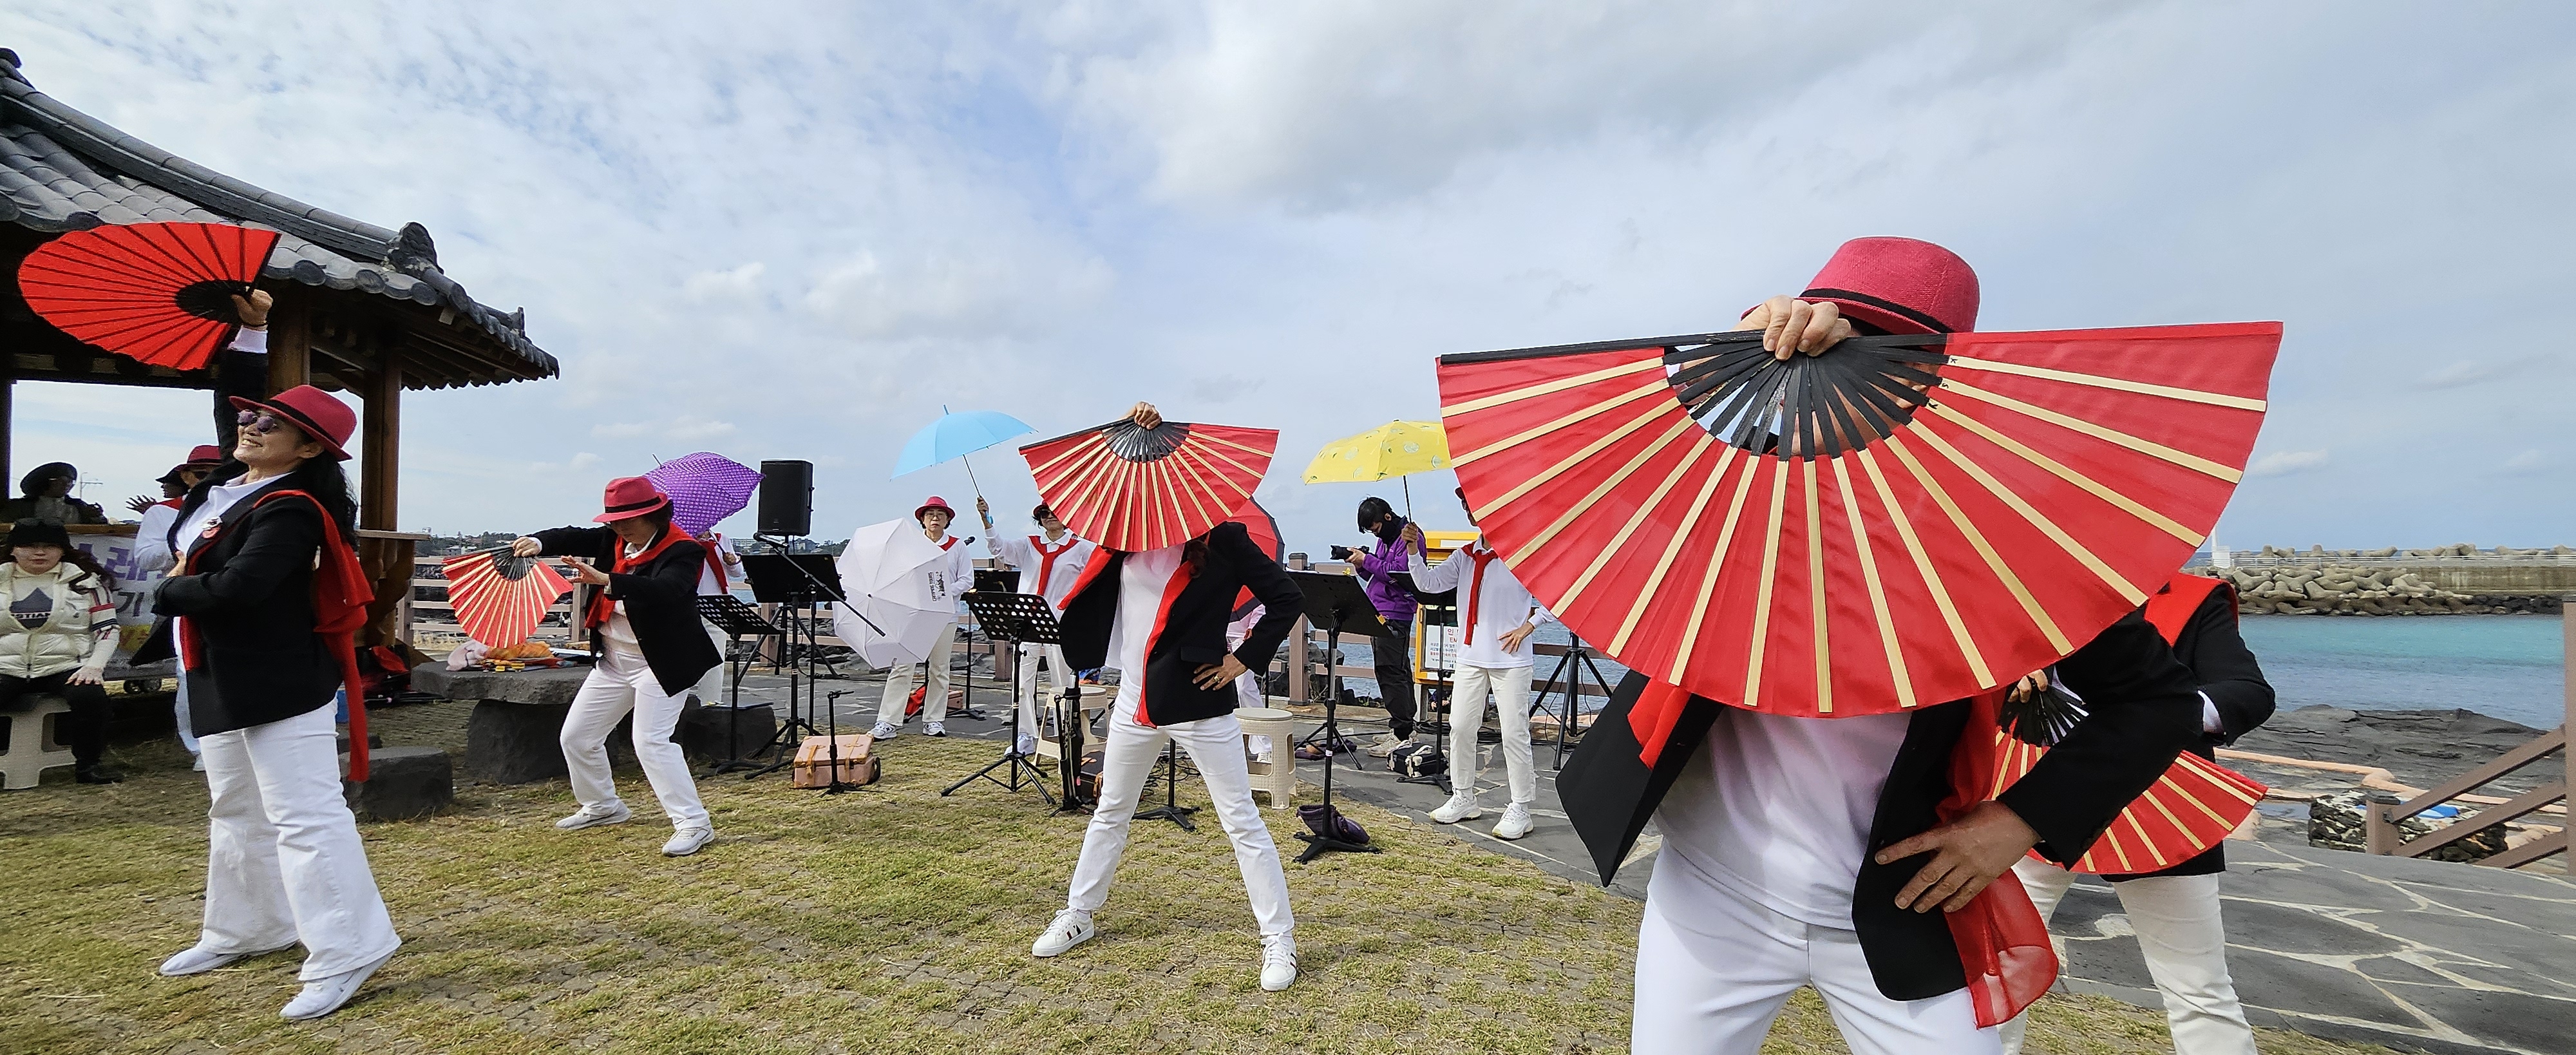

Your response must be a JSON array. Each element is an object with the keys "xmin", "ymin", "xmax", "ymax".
[
  {"xmin": 2246, "ymin": 450, "xmax": 2329, "ymax": 477},
  {"xmin": 802, "ymin": 245, "xmax": 1114, "ymax": 341},
  {"xmin": 592, "ymin": 417, "xmax": 737, "ymax": 442},
  {"xmin": 2496, "ymin": 449, "xmax": 2551, "ymax": 475},
  {"xmin": 683, "ymin": 262, "xmax": 766, "ymax": 303},
  {"xmin": 2416, "ymin": 356, "xmax": 2548, "ymax": 390}
]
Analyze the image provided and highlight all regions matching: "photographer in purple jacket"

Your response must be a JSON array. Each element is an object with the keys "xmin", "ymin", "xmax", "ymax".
[{"xmin": 1340, "ymin": 497, "xmax": 1419, "ymax": 755}]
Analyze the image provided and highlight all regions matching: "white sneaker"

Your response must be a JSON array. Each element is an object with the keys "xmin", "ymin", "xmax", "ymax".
[
  {"xmin": 662, "ymin": 826, "xmax": 714, "ymax": 857},
  {"xmin": 1032, "ymin": 909, "xmax": 1095, "ymax": 957},
  {"xmin": 1366, "ymin": 734, "xmax": 1405, "ymax": 758},
  {"xmin": 554, "ymin": 802, "xmax": 632, "ymax": 830},
  {"xmin": 923, "ymin": 721, "xmax": 947, "ymax": 737},
  {"xmin": 1016, "ymin": 734, "xmax": 1038, "ymax": 756},
  {"xmin": 1260, "ymin": 932, "xmax": 1298, "ymax": 991},
  {"xmin": 1492, "ymin": 802, "xmax": 1534, "ymax": 841},
  {"xmin": 869, "ymin": 722, "xmax": 900, "ymax": 740},
  {"xmin": 279, "ymin": 951, "xmax": 392, "ymax": 1020},
  {"xmin": 1430, "ymin": 790, "xmax": 1482, "ymax": 824},
  {"xmin": 158, "ymin": 941, "xmax": 294, "ymax": 977},
  {"xmin": 191, "ymin": 755, "xmax": 207, "ymax": 772}
]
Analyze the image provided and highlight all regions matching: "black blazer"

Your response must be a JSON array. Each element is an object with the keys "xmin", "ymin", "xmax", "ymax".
[
  {"xmin": 2112, "ymin": 582, "xmax": 2274, "ymax": 880},
  {"xmin": 1562, "ymin": 609, "xmax": 2202, "ymax": 1002},
  {"xmin": 529, "ymin": 526, "xmax": 720, "ymax": 697},
  {"xmin": 141, "ymin": 478, "xmax": 344, "ymax": 736},
  {"xmin": 1058, "ymin": 521, "xmax": 1303, "ymax": 727}
]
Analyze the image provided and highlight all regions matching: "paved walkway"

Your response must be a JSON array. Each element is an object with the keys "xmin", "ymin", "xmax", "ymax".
[{"xmin": 706, "ymin": 668, "xmax": 2576, "ymax": 1054}]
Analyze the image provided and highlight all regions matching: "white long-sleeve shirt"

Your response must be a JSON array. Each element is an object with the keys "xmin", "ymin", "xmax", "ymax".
[
  {"xmin": 1408, "ymin": 538, "xmax": 1552, "ymax": 670},
  {"xmin": 992, "ymin": 531, "xmax": 1097, "ymax": 609},
  {"xmin": 134, "ymin": 500, "xmax": 182, "ymax": 578},
  {"xmin": 925, "ymin": 533, "xmax": 975, "ymax": 612}
]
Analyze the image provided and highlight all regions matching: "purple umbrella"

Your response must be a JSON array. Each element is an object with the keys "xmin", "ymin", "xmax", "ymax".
[{"xmin": 645, "ymin": 452, "xmax": 763, "ymax": 536}]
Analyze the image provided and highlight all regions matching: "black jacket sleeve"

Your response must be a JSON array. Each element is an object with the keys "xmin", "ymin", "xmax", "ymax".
[
  {"xmin": 1216, "ymin": 523, "xmax": 1304, "ymax": 670},
  {"xmin": 1994, "ymin": 609, "xmax": 2203, "ymax": 865},
  {"xmin": 154, "ymin": 501, "xmax": 323, "ymax": 615},
  {"xmin": 608, "ymin": 539, "xmax": 706, "ymax": 615},
  {"xmin": 2174, "ymin": 589, "xmax": 2273, "ymax": 746},
  {"xmin": 529, "ymin": 525, "xmax": 612, "ymax": 556}
]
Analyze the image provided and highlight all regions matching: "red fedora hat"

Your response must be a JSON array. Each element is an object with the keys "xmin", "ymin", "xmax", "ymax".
[
  {"xmin": 184, "ymin": 444, "xmax": 225, "ymax": 467},
  {"xmin": 1796, "ymin": 236, "xmax": 1980, "ymax": 335},
  {"xmin": 593, "ymin": 476, "xmax": 671, "ymax": 523},
  {"xmin": 228, "ymin": 385, "xmax": 356, "ymax": 461},
  {"xmin": 913, "ymin": 495, "xmax": 952, "ymax": 522}
]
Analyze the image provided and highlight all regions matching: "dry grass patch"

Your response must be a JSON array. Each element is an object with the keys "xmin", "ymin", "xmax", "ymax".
[{"xmin": 0, "ymin": 700, "xmax": 2390, "ymax": 1054}]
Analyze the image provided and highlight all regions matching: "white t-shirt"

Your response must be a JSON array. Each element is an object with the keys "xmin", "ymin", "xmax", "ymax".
[
  {"xmin": 1407, "ymin": 539, "xmax": 1553, "ymax": 670},
  {"xmin": 134, "ymin": 502, "xmax": 182, "ymax": 577},
  {"xmin": 994, "ymin": 532, "xmax": 1097, "ymax": 609},
  {"xmin": 694, "ymin": 533, "xmax": 738, "ymax": 596},
  {"xmin": 1106, "ymin": 544, "xmax": 1186, "ymax": 719},
  {"xmin": 1654, "ymin": 707, "xmax": 1911, "ymax": 929},
  {"xmin": 598, "ymin": 537, "xmax": 656, "ymax": 652}
]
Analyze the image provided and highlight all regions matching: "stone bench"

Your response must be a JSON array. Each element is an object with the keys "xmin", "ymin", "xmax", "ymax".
[
  {"xmin": 344, "ymin": 745, "xmax": 453, "ymax": 821},
  {"xmin": 413, "ymin": 661, "xmax": 777, "ymax": 784},
  {"xmin": 0, "ymin": 696, "xmax": 75, "ymax": 790}
]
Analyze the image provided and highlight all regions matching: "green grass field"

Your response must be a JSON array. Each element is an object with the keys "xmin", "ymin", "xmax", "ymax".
[{"xmin": 0, "ymin": 699, "xmax": 2391, "ymax": 1054}]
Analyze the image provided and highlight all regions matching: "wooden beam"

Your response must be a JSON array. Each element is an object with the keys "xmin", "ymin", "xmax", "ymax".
[
  {"xmin": 266, "ymin": 293, "xmax": 313, "ymax": 395},
  {"xmin": 361, "ymin": 354, "xmax": 401, "ymax": 531}
]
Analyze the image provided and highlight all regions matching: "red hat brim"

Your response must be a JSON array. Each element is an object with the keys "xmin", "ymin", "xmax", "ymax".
[
  {"xmin": 227, "ymin": 395, "xmax": 351, "ymax": 461},
  {"xmin": 594, "ymin": 495, "xmax": 672, "ymax": 523}
]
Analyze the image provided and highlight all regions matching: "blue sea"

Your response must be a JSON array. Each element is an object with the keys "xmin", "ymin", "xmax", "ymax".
[{"xmin": 1338, "ymin": 615, "xmax": 2566, "ymax": 730}]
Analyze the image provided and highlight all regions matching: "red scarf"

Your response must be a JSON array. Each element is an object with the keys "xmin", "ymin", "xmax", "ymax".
[
  {"xmin": 176, "ymin": 490, "xmax": 377, "ymax": 781},
  {"xmin": 701, "ymin": 535, "xmax": 730, "ymax": 594},
  {"xmin": 1032, "ymin": 535, "xmax": 1079, "ymax": 598},
  {"xmin": 585, "ymin": 528, "xmax": 692, "ymax": 630},
  {"xmin": 1457, "ymin": 544, "xmax": 1501, "ymax": 645}
]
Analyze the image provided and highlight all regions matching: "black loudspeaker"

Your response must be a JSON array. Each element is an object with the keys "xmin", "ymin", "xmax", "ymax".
[{"xmin": 757, "ymin": 459, "xmax": 813, "ymax": 537}]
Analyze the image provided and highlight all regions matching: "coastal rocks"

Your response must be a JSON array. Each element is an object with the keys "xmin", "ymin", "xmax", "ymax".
[
  {"xmin": 2234, "ymin": 705, "xmax": 2554, "ymax": 799},
  {"xmin": 2217, "ymin": 566, "xmax": 2481, "ymax": 616},
  {"xmin": 2307, "ymin": 790, "xmax": 2509, "ymax": 863}
]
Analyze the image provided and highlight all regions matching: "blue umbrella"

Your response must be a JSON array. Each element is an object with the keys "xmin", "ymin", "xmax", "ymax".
[{"xmin": 893, "ymin": 406, "xmax": 1034, "ymax": 531}]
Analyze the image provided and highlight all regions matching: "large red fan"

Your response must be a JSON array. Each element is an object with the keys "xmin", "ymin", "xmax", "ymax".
[
  {"xmin": 1437, "ymin": 323, "xmax": 2280, "ymax": 717},
  {"xmin": 1021, "ymin": 419, "xmax": 1279, "ymax": 553},
  {"xmin": 442, "ymin": 549, "xmax": 573, "ymax": 648},
  {"xmin": 1993, "ymin": 734, "xmax": 2268, "ymax": 874},
  {"xmin": 17, "ymin": 221, "xmax": 280, "ymax": 370}
]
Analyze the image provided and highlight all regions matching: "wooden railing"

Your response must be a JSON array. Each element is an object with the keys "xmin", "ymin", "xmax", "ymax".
[{"xmin": 2364, "ymin": 594, "xmax": 2571, "ymax": 869}]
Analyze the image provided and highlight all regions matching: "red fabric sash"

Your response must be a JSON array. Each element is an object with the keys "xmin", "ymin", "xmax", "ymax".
[
  {"xmin": 1132, "ymin": 557, "xmax": 1198, "ymax": 727},
  {"xmin": 701, "ymin": 535, "xmax": 730, "ymax": 594},
  {"xmin": 176, "ymin": 489, "xmax": 378, "ymax": 781},
  {"xmin": 585, "ymin": 528, "xmax": 691, "ymax": 630},
  {"xmin": 1938, "ymin": 689, "xmax": 2061, "ymax": 1027},
  {"xmin": 1459, "ymin": 545, "xmax": 1500, "ymax": 645},
  {"xmin": 2143, "ymin": 573, "xmax": 2229, "ymax": 645},
  {"xmin": 1032, "ymin": 535, "xmax": 1079, "ymax": 599},
  {"xmin": 156, "ymin": 497, "xmax": 182, "ymax": 509}
]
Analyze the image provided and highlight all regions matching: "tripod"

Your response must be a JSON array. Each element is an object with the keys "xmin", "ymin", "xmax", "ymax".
[
  {"xmin": 696, "ymin": 595, "xmax": 781, "ymax": 777},
  {"xmin": 943, "ymin": 591, "xmax": 1055, "ymax": 804},
  {"xmin": 739, "ymin": 547, "xmax": 862, "ymax": 780},
  {"xmin": 1397, "ymin": 574, "xmax": 1457, "ymax": 788},
  {"xmin": 1286, "ymin": 569, "xmax": 1387, "ymax": 864},
  {"xmin": 1052, "ymin": 676, "xmax": 1095, "ymax": 814},
  {"xmin": 1132, "ymin": 741, "xmax": 1198, "ymax": 831},
  {"xmin": 1530, "ymin": 636, "xmax": 1616, "ymax": 769}
]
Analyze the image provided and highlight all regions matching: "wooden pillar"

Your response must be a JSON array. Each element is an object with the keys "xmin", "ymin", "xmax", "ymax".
[
  {"xmin": 265, "ymin": 296, "xmax": 312, "ymax": 395},
  {"xmin": 360, "ymin": 353, "xmax": 401, "ymax": 530}
]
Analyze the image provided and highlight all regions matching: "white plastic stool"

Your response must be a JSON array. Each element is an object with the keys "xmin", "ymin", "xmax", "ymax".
[
  {"xmin": 1, "ymin": 698, "xmax": 77, "ymax": 790},
  {"xmin": 1237, "ymin": 707, "xmax": 1297, "ymax": 809}
]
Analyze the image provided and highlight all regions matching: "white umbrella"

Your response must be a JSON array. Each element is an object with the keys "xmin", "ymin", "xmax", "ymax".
[{"xmin": 832, "ymin": 518, "xmax": 955, "ymax": 669}]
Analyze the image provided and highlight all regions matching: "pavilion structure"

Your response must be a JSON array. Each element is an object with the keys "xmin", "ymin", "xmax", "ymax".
[{"xmin": 0, "ymin": 46, "xmax": 560, "ymax": 647}]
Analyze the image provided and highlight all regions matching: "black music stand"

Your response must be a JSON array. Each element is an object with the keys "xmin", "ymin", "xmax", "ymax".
[
  {"xmin": 944, "ymin": 591, "xmax": 1055, "ymax": 804},
  {"xmin": 696, "ymin": 595, "xmax": 781, "ymax": 776},
  {"xmin": 1397, "ymin": 569, "xmax": 1459, "ymax": 788},
  {"xmin": 1287, "ymin": 569, "xmax": 1387, "ymax": 862},
  {"xmin": 739, "ymin": 549, "xmax": 855, "ymax": 779}
]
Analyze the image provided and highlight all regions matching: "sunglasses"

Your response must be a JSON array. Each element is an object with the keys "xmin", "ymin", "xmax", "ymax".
[{"xmin": 235, "ymin": 410, "xmax": 298, "ymax": 437}]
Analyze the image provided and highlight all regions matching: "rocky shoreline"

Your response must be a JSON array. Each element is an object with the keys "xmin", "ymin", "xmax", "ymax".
[{"xmin": 2206, "ymin": 565, "xmax": 2566, "ymax": 616}]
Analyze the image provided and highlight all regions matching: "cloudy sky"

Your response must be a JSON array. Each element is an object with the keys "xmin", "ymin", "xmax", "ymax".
[{"xmin": 5, "ymin": 2, "xmax": 2570, "ymax": 553}]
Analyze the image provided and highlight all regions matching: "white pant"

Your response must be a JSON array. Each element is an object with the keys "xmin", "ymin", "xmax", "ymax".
[
  {"xmin": 1633, "ymin": 852, "xmax": 1993, "ymax": 1055},
  {"xmin": 1013, "ymin": 642, "xmax": 1069, "ymax": 738},
  {"xmin": 878, "ymin": 623, "xmax": 957, "ymax": 728},
  {"xmin": 2001, "ymin": 860, "xmax": 2255, "ymax": 1055},
  {"xmin": 175, "ymin": 672, "xmax": 200, "ymax": 756},
  {"xmin": 562, "ymin": 646, "xmax": 709, "ymax": 830},
  {"xmin": 1066, "ymin": 707, "xmax": 1294, "ymax": 938},
  {"xmin": 1449, "ymin": 663, "xmax": 1536, "ymax": 804},
  {"xmin": 197, "ymin": 703, "xmax": 400, "ymax": 980},
  {"xmin": 1226, "ymin": 627, "xmax": 1268, "ymax": 755},
  {"xmin": 692, "ymin": 620, "xmax": 728, "ymax": 703}
]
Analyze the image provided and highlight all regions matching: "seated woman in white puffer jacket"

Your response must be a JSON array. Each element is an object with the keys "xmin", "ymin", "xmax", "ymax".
[{"xmin": 0, "ymin": 519, "xmax": 123, "ymax": 783}]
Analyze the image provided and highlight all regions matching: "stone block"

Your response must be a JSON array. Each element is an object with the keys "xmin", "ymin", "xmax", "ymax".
[
  {"xmin": 464, "ymin": 700, "xmax": 572, "ymax": 784},
  {"xmin": 344, "ymin": 746, "xmax": 453, "ymax": 821}
]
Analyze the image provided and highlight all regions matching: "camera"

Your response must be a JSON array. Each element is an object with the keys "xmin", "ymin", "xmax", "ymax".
[{"xmin": 1329, "ymin": 544, "xmax": 1354, "ymax": 562}]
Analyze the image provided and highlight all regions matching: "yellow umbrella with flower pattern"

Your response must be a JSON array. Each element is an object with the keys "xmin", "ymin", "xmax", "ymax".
[{"xmin": 1303, "ymin": 420, "xmax": 1452, "ymax": 515}]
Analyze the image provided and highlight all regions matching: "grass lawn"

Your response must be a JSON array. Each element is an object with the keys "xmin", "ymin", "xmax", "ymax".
[{"xmin": 0, "ymin": 699, "xmax": 2392, "ymax": 1054}]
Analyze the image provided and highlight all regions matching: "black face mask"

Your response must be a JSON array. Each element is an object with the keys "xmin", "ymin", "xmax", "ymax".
[{"xmin": 1373, "ymin": 516, "xmax": 1405, "ymax": 543}]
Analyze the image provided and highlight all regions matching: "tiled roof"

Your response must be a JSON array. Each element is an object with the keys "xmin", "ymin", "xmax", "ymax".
[{"xmin": 0, "ymin": 47, "xmax": 554, "ymax": 378}]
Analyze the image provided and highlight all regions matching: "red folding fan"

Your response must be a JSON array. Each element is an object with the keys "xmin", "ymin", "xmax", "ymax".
[
  {"xmin": 17, "ymin": 222, "xmax": 281, "ymax": 370},
  {"xmin": 1021, "ymin": 419, "xmax": 1279, "ymax": 552},
  {"xmin": 1437, "ymin": 322, "xmax": 2280, "ymax": 716},
  {"xmin": 1992, "ymin": 733, "xmax": 2268, "ymax": 874},
  {"xmin": 442, "ymin": 549, "xmax": 573, "ymax": 648}
]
